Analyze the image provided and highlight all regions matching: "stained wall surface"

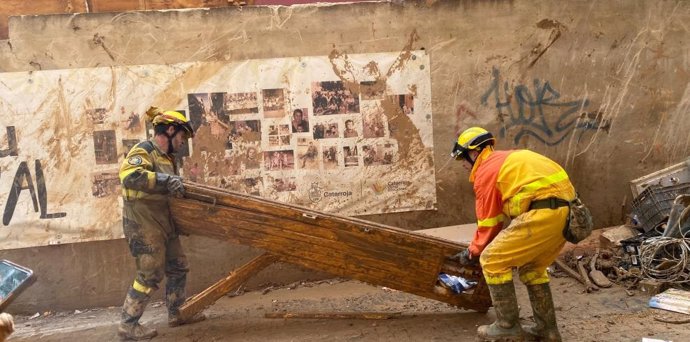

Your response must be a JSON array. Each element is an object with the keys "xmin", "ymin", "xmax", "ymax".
[{"xmin": 0, "ymin": 0, "xmax": 688, "ymax": 312}]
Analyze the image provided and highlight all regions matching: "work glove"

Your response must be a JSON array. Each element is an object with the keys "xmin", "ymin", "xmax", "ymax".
[
  {"xmin": 450, "ymin": 249, "xmax": 478, "ymax": 266},
  {"xmin": 156, "ymin": 173, "xmax": 185, "ymax": 197},
  {"xmin": 167, "ymin": 175, "xmax": 185, "ymax": 196}
]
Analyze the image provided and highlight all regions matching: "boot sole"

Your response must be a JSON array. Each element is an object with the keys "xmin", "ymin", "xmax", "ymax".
[
  {"xmin": 118, "ymin": 331, "xmax": 158, "ymax": 341},
  {"xmin": 476, "ymin": 336, "xmax": 525, "ymax": 342}
]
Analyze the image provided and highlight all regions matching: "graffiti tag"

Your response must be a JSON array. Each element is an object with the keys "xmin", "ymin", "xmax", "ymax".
[{"xmin": 480, "ymin": 67, "xmax": 608, "ymax": 145}]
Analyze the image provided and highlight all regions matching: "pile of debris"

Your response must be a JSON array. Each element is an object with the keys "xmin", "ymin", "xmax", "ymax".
[{"xmin": 556, "ymin": 158, "xmax": 690, "ymax": 305}]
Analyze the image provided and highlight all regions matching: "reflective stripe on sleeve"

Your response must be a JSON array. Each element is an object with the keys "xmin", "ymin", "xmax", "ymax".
[{"xmin": 477, "ymin": 213, "xmax": 505, "ymax": 228}]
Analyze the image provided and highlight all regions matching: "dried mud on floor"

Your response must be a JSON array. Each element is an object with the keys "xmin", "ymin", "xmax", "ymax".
[{"xmin": 8, "ymin": 277, "xmax": 690, "ymax": 341}]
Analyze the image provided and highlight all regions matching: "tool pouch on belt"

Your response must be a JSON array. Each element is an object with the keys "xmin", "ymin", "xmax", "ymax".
[{"xmin": 563, "ymin": 196, "xmax": 594, "ymax": 244}]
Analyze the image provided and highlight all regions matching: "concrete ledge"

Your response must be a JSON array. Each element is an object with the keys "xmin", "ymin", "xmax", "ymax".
[{"xmin": 417, "ymin": 223, "xmax": 476, "ymax": 245}]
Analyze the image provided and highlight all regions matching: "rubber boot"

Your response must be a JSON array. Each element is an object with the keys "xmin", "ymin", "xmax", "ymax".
[
  {"xmin": 477, "ymin": 282, "xmax": 525, "ymax": 342},
  {"xmin": 166, "ymin": 274, "xmax": 207, "ymax": 327},
  {"xmin": 523, "ymin": 283, "xmax": 562, "ymax": 342},
  {"xmin": 168, "ymin": 312, "xmax": 207, "ymax": 327},
  {"xmin": 118, "ymin": 288, "xmax": 157, "ymax": 341}
]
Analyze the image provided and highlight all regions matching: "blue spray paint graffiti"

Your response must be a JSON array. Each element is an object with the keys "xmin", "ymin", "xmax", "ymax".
[{"xmin": 480, "ymin": 67, "xmax": 607, "ymax": 145}]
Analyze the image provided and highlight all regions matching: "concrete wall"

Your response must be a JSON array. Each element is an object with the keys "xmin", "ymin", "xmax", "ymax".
[{"xmin": 1, "ymin": 0, "xmax": 688, "ymax": 313}]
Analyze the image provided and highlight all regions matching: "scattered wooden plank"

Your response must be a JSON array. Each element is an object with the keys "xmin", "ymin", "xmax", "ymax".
[
  {"xmin": 264, "ymin": 311, "xmax": 403, "ymax": 320},
  {"xmin": 554, "ymin": 259, "xmax": 584, "ymax": 284},
  {"xmin": 178, "ymin": 253, "xmax": 278, "ymax": 321},
  {"xmin": 146, "ymin": 0, "xmax": 233, "ymax": 10},
  {"xmin": 88, "ymin": 0, "xmax": 145, "ymax": 13},
  {"xmin": 576, "ymin": 260, "xmax": 599, "ymax": 293}
]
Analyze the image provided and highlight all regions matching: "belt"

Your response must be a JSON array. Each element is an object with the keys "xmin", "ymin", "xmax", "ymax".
[{"xmin": 529, "ymin": 197, "xmax": 569, "ymax": 211}]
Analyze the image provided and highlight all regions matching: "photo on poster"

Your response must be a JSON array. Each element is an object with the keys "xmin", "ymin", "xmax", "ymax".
[
  {"xmin": 225, "ymin": 92, "xmax": 259, "ymax": 116},
  {"xmin": 322, "ymin": 144, "xmax": 339, "ymax": 170},
  {"xmin": 93, "ymin": 130, "xmax": 118, "ymax": 165},
  {"xmin": 313, "ymin": 121, "xmax": 339, "ymax": 140},
  {"xmin": 362, "ymin": 142, "xmax": 397, "ymax": 166},
  {"xmin": 121, "ymin": 139, "xmax": 140, "ymax": 158},
  {"xmin": 360, "ymin": 81, "xmax": 385, "ymax": 100},
  {"xmin": 188, "ymin": 93, "xmax": 209, "ymax": 130},
  {"xmin": 392, "ymin": 94, "xmax": 414, "ymax": 115},
  {"xmin": 262, "ymin": 89, "xmax": 286, "ymax": 118},
  {"xmin": 291, "ymin": 108, "xmax": 310, "ymax": 133},
  {"xmin": 271, "ymin": 177, "xmax": 297, "ymax": 192},
  {"xmin": 210, "ymin": 92, "xmax": 228, "ymax": 124},
  {"xmin": 342, "ymin": 118, "xmax": 361, "ymax": 138},
  {"xmin": 263, "ymin": 150, "xmax": 294, "ymax": 171},
  {"xmin": 242, "ymin": 176, "xmax": 262, "ymax": 196},
  {"xmin": 243, "ymin": 145, "xmax": 261, "ymax": 170},
  {"xmin": 120, "ymin": 107, "xmax": 141, "ymax": 131},
  {"xmin": 92, "ymin": 172, "xmax": 120, "ymax": 198},
  {"xmin": 268, "ymin": 124, "xmax": 291, "ymax": 147},
  {"xmin": 362, "ymin": 102, "xmax": 386, "ymax": 138},
  {"xmin": 296, "ymin": 138, "xmax": 319, "ymax": 170},
  {"xmin": 343, "ymin": 144, "xmax": 359, "ymax": 167},
  {"xmin": 311, "ymin": 81, "xmax": 360, "ymax": 115},
  {"xmin": 87, "ymin": 108, "xmax": 107, "ymax": 124},
  {"xmin": 228, "ymin": 120, "xmax": 262, "ymax": 144}
]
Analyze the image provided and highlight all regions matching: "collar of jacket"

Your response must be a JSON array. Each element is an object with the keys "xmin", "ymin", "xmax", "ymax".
[{"xmin": 469, "ymin": 148, "xmax": 493, "ymax": 183}]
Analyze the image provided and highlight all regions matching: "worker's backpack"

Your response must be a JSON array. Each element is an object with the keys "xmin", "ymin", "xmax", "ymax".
[{"xmin": 563, "ymin": 196, "xmax": 594, "ymax": 244}]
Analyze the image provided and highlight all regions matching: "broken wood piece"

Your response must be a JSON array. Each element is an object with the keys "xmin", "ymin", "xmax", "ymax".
[
  {"xmin": 554, "ymin": 259, "xmax": 584, "ymax": 284},
  {"xmin": 589, "ymin": 248, "xmax": 613, "ymax": 288},
  {"xmin": 264, "ymin": 311, "xmax": 402, "ymax": 320},
  {"xmin": 654, "ymin": 316, "xmax": 690, "ymax": 324},
  {"xmin": 178, "ymin": 253, "xmax": 278, "ymax": 322},
  {"xmin": 576, "ymin": 259, "xmax": 599, "ymax": 292}
]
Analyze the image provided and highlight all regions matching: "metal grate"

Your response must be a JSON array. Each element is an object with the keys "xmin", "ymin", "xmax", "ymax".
[{"xmin": 631, "ymin": 183, "xmax": 690, "ymax": 232}]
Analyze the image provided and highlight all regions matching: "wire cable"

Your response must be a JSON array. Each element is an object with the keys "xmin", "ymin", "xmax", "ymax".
[{"xmin": 639, "ymin": 236, "xmax": 690, "ymax": 284}]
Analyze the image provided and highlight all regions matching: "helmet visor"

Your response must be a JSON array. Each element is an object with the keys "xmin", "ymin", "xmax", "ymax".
[{"xmin": 451, "ymin": 142, "xmax": 467, "ymax": 160}]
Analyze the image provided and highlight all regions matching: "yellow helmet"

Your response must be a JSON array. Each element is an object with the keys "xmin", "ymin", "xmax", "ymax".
[
  {"xmin": 145, "ymin": 106, "xmax": 195, "ymax": 138},
  {"xmin": 451, "ymin": 126, "xmax": 495, "ymax": 160}
]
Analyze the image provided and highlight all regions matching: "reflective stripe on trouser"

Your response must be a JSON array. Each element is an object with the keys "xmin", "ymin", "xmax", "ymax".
[
  {"xmin": 122, "ymin": 284, "xmax": 152, "ymax": 324},
  {"xmin": 479, "ymin": 206, "xmax": 568, "ymax": 285},
  {"xmin": 122, "ymin": 200, "xmax": 189, "ymax": 317}
]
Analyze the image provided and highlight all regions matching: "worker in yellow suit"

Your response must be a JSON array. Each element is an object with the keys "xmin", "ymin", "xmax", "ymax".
[
  {"xmin": 451, "ymin": 127, "xmax": 575, "ymax": 342},
  {"xmin": 117, "ymin": 107, "xmax": 205, "ymax": 340}
]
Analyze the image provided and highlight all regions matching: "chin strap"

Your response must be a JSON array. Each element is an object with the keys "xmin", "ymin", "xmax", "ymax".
[
  {"xmin": 464, "ymin": 146, "xmax": 493, "ymax": 166},
  {"xmin": 463, "ymin": 148, "xmax": 480, "ymax": 166}
]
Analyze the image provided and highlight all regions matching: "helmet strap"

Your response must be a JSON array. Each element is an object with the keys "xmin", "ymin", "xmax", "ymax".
[
  {"xmin": 464, "ymin": 148, "xmax": 483, "ymax": 166},
  {"xmin": 463, "ymin": 151, "xmax": 476, "ymax": 166}
]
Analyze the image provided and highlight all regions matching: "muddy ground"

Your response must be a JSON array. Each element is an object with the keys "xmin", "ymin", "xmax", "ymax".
[{"xmin": 8, "ymin": 274, "xmax": 690, "ymax": 342}]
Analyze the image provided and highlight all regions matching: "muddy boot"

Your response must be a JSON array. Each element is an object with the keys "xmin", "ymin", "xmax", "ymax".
[
  {"xmin": 118, "ymin": 287, "xmax": 157, "ymax": 340},
  {"xmin": 166, "ymin": 273, "xmax": 207, "ymax": 327},
  {"xmin": 523, "ymin": 283, "xmax": 562, "ymax": 342},
  {"xmin": 168, "ymin": 312, "xmax": 207, "ymax": 327},
  {"xmin": 477, "ymin": 282, "xmax": 525, "ymax": 342}
]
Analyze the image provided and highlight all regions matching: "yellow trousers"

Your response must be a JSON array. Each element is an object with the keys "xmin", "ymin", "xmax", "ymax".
[{"xmin": 479, "ymin": 206, "xmax": 568, "ymax": 285}]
